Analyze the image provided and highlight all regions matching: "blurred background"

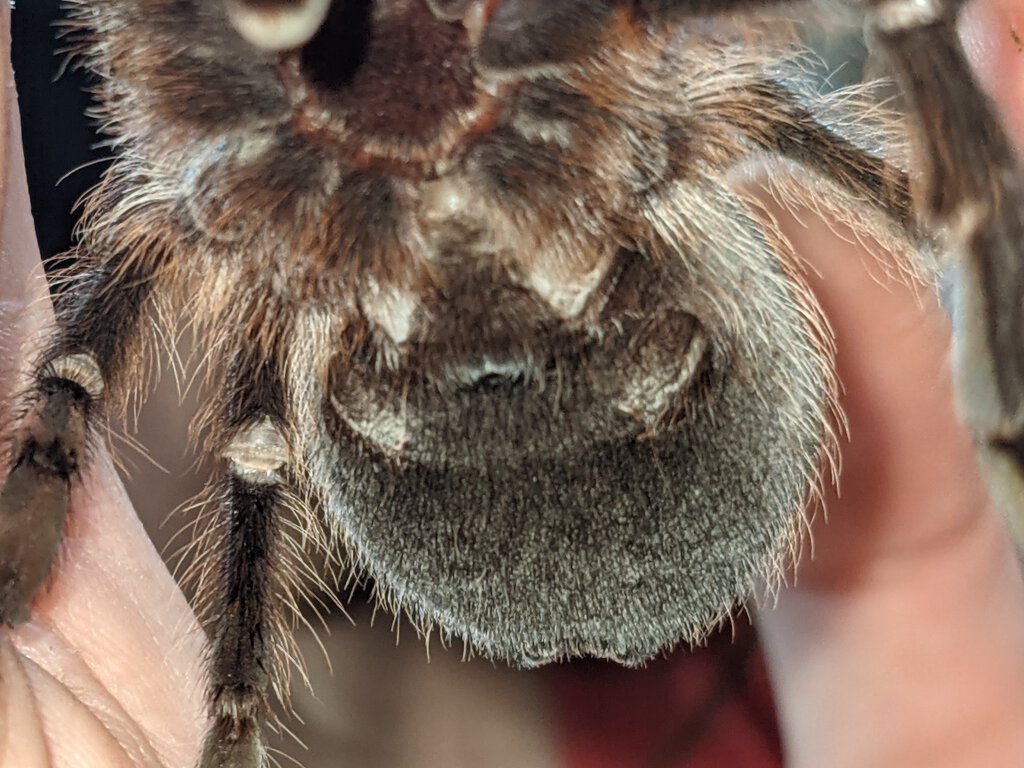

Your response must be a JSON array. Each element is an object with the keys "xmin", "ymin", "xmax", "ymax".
[{"xmin": 9, "ymin": 1, "xmax": 876, "ymax": 765}]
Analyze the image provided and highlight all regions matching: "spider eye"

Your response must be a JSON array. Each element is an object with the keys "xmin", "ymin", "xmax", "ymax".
[
  {"xmin": 475, "ymin": 0, "xmax": 614, "ymax": 73},
  {"xmin": 225, "ymin": 0, "xmax": 333, "ymax": 51}
]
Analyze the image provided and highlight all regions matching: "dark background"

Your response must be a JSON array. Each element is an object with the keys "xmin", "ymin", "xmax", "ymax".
[{"xmin": 12, "ymin": 0, "xmax": 107, "ymax": 265}]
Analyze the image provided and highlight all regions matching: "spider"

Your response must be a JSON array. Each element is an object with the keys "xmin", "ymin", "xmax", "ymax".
[{"xmin": 1, "ymin": 1, "xmax": 1021, "ymax": 767}]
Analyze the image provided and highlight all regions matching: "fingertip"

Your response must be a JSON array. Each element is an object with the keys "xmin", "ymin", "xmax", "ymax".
[{"xmin": 959, "ymin": 0, "xmax": 1024, "ymax": 150}]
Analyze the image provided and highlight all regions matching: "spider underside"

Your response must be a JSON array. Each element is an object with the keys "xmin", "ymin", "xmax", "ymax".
[{"xmin": 1, "ymin": 1, "xmax": 1022, "ymax": 767}]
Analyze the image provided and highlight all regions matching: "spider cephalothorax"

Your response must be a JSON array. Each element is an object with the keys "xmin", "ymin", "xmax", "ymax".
[{"xmin": 4, "ymin": 0, "xmax": 1021, "ymax": 766}]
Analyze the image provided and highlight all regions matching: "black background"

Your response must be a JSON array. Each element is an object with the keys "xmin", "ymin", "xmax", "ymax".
[{"xmin": 12, "ymin": 0, "xmax": 108, "ymax": 264}]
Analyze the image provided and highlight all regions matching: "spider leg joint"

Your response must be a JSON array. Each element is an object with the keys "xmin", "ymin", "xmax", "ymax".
[
  {"xmin": 223, "ymin": 417, "xmax": 289, "ymax": 485},
  {"xmin": 41, "ymin": 353, "xmax": 105, "ymax": 399},
  {"xmin": 871, "ymin": 0, "xmax": 945, "ymax": 33}
]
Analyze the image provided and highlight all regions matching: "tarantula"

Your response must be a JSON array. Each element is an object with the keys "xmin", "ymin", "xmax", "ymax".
[{"xmin": 1, "ymin": 0, "xmax": 1020, "ymax": 766}]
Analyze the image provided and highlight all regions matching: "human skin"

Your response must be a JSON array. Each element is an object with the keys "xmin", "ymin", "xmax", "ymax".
[
  {"xmin": 0, "ymin": 6, "xmax": 206, "ymax": 766},
  {"xmin": 759, "ymin": 1, "xmax": 1024, "ymax": 764},
  {"xmin": 1, "ymin": 2, "xmax": 1023, "ymax": 766}
]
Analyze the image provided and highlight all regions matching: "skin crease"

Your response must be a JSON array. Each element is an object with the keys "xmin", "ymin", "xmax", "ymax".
[{"xmin": 0, "ymin": 2, "xmax": 1023, "ymax": 767}]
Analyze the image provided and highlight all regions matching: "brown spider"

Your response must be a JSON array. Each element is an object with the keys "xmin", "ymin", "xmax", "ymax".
[{"xmin": 1, "ymin": 1, "xmax": 1020, "ymax": 766}]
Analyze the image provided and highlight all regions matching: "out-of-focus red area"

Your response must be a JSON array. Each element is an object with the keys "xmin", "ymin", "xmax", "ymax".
[{"xmin": 551, "ymin": 626, "xmax": 782, "ymax": 768}]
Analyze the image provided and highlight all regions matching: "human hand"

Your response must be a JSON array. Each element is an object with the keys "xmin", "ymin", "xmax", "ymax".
[
  {"xmin": 758, "ymin": 1, "xmax": 1024, "ymax": 766},
  {"xmin": 4, "ymin": 2, "xmax": 1024, "ymax": 768},
  {"xmin": 0, "ymin": 8, "xmax": 206, "ymax": 767}
]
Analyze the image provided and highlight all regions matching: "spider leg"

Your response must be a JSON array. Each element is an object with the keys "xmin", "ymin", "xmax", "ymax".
[
  {"xmin": 0, "ymin": 257, "xmax": 157, "ymax": 626},
  {"xmin": 870, "ymin": 0, "xmax": 1024, "ymax": 530},
  {"xmin": 195, "ymin": 345, "xmax": 306, "ymax": 768},
  {"xmin": 765, "ymin": 90, "xmax": 913, "ymax": 223},
  {"xmin": 669, "ymin": 52, "xmax": 914, "ymax": 233}
]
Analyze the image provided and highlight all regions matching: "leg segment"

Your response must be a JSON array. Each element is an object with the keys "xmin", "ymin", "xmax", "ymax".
[
  {"xmin": 195, "ymin": 349, "xmax": 302, "ymax": 768},
  {"xmin": 759, "ymin": 87, "xmax": 914, "ymax": 228},
  {"xmin": 200, "ymin": 470, "xmax": 285, "ymax": 768},
  {"xmin": 0, "ymin": 378, "xmax": 90, "ymax": 625},
  {"xmin": 670, "ymin": 49, "xmax": 915, "ymax": 231},
  {"xmin": 0, "ymin": 257, "xmax": 158, "ymax": 626}
]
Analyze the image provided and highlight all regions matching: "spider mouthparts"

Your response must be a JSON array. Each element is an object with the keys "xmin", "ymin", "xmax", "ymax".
[{"xmin": 225, "ymin": 0, "xmax": 332, "ymax": 51}]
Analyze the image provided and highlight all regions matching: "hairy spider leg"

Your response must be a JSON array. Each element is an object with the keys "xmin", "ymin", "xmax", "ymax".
[
  {"xmin": 0, "ymin": 256, "xmax": 159, "ymax": 626},
  {"xmin": 191, "ymin": 338, "xmax": 311, "ymax": 768}
]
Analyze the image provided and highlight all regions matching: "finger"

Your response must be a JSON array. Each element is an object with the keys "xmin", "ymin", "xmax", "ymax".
[
  {"xmin": 960, "ymin": 0, "xmax": 1024, "ymax": 150},
  {"xmin": 775, "ymin": 219, "xmax": 992, "ymax": 586},
  {"xmin": 755, "ymin": 14, "xmax": 1024, "ymax": 757},
  {"xmin": 0, "ymin": 9, "xmax": 206, "ymax": 767},
  {"xmin": 756, "ymin": 213, "xmax": 1024, "ymax": 767}
]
